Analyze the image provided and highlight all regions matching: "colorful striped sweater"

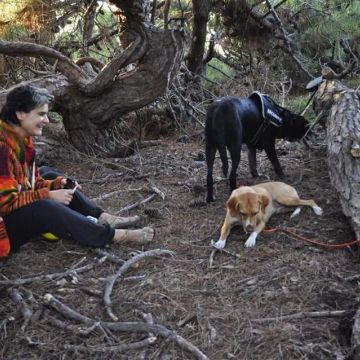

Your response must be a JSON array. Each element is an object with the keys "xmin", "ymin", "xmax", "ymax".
[
  {"xmin": 0, "ymin": 120, "xmax": 64, "ymax": 256},
  {"xmin": 0, "ymin": 120, "xmax": 65, "ymax": 215}
]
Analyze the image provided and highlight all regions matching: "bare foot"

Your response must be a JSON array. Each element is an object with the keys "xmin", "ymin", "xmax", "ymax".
[{"xmin": 113, "ymin": 227, "xmax": 154, "ymax": 244}]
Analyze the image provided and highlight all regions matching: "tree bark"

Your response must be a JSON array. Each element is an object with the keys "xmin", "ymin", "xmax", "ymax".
[
  {"xmin": 0, "ymin": 0, "xmax": 184, "ymax": 153},
  {"xmin": 314, "ymin": 78, "xmax": 360, "ymax": 240},
  {"xmin": 186, "ymin": 0, "xmax": 211, "ymax": 76}
]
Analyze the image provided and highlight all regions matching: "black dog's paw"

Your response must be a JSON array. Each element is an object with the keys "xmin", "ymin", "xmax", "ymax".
[{"xmin": 206, "ymin": 196, "xmax": 216, "ymax": 203}]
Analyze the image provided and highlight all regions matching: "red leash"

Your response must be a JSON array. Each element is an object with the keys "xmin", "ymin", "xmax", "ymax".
[{"xmin": 263, "ymin": 227, "xmax": 360, "ymax": 249}]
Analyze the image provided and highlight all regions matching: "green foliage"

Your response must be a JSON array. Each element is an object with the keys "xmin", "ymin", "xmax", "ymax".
[
  {"xmin": 287, "ymin": 94, "xmax": 317, "ymax": 122},
  {"xmin": 346, "ymin": 77, "xmax": 360, "ymax": 88},
  {"xmin": 93, "ymin": 6, "xmax": 117, "ymax": 34},
  {"xmin": 297, "ymin": 1, "xmax": 360, "ymax": 60},
  {"xmin": 2, "ymin": 24, "xmax": 29, "ymax": 40},
  {"xmin": 53, "ymin": 3, "xmax": 120, "ymax": 62},
  {"xmin": 153, "ymin": 0, "xmax": 192, "ymax": 32},
  {"xmin": 204, "ymin": 58, "xmax": 236, "ymax": 90}
]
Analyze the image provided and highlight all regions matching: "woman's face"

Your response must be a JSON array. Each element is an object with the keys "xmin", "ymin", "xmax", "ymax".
[{"xmin": 15, "ymin": 104, "xmax": 49, "ymax": 137}]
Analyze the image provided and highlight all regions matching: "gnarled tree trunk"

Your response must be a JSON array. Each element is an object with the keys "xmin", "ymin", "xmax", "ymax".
[
  {"xmin": 0, "ymin": 0, "xmax": 184, "ymax": 153},
  {"xmin": 314, "ymin": 72, "xmax": 360, "ymax": 240},
  {"xmin": 187, "ymin": 0, "xmax": 210, "ymax": 77}
]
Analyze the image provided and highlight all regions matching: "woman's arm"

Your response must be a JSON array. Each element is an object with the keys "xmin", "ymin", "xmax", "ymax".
[
  {"xmin": 0, "ymin": 146, "xmax": 51, "ymax": 215},
  {"xmin": 34, "ymin": 171, "xmax": 65, "ymax": 190}
]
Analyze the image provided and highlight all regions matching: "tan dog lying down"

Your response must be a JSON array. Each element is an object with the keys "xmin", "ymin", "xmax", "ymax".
[{"xmin": 214, "ymin": 181, "xmax": 323, "ymax": 249}]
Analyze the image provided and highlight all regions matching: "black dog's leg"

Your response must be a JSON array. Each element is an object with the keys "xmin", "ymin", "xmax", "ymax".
[
  {"xmin": 206, "ymin": 143, "xmax": 217, "ymax": 203},
  {"xmin": 264, "ymin": 143, "xmax": 284, "ymax": 178},
  {"xmin": 228, "ymin": 143, "xmax": 241, "ymax": 192},
  {"xmin": 218, "ymin": 145, "xmax": 228, "ymax": 178},
  {"xmin": 247, "ymin": 146, "xmax": 259, "ymax": 177}
]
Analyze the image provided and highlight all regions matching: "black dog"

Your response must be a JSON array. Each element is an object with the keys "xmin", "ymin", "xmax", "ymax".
[{"xmin": 205, "ymin": 93, "xmax": 309, "ymax": 203}]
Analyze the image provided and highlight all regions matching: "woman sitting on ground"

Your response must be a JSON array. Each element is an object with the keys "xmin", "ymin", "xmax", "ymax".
[{"xmin": 0, "ymin": 84, "xmax": 154, "ymax": 257}]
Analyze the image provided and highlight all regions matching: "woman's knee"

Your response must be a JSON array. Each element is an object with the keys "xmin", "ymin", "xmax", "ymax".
[
  {"xmin": 35, "ymin": 199, "xmax": 63, "ymax": 210},
  {"xmin": 29, "ymin": 199, "xmax": 70, "ymax": 220}
]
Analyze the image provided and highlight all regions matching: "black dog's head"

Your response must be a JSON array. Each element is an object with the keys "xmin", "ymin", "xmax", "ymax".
[{"xmin": 278, "ymin": 109, "xmax": 309, "ymax": 141}]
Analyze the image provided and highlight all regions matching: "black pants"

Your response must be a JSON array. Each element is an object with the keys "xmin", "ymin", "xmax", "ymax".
[{"xmin": 3, "ymin": 166, "xmax": 114, "ymax": 252}]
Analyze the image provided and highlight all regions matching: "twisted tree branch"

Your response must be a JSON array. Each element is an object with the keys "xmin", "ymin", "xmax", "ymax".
[{"xmin": 0, "ymin": 40, "xmax": 87, "ymax": 84}]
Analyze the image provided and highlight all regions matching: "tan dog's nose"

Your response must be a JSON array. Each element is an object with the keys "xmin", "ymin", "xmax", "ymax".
[{"xmin": 245, "ymin": 224, "xmax": 254, "ymax": 233}]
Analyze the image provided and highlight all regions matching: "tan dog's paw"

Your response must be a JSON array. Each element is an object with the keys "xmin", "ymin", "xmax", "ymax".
[
  {"xmin": 244, "ymin": 232, "xmax": 257, "ymax": 247},
  {"xmin": 213, "ymin": 239, "xmax": 226, "ymax": 249},
  {"xmin": 290, "ymin": 207, "xmax": 301, "ymax": 218},
  {"xmin": 313, "ymin": 205, "xmax": 323, "ymax": 215}
]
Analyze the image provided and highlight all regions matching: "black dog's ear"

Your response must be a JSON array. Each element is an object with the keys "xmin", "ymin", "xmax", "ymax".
[
  {"xmin": 260, "ymin": 195, "xmax": 269, "ymax": 212},
  {"xmin": 227, "ymin": 197, "xmax": 239, "ymax": 217}
]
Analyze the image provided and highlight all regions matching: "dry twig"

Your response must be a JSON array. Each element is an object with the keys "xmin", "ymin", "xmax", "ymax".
[
  {"xmin": 48, "ymin": 316, "xmax": 101, "ymax": 336},
  {"xmin": 147, "ymin": 178, "xmax": 166, "ymax": 200},
  {"xmin": 137, "ymin": 311, "xmax": 156, "ymax": 359},
  {"xmin": 0, "ymin": 257, "xmax": 107, "ymax": 286},
  {"xmin": 253, "ymin": 310, "xmax": 349, "ymax": 323},
  {"xmin": 91, "ymin": 186, "xmax": 146, "ymax": 202},
  {"xmin": 209, "ymin": 243, "xmax": 241, "ymax": 267},
  {"xmin": 116, "ymin": 193, "xmax": 157, "ymax": 215},
  {"xmin": 44, "ymin": 294, "xmax": 209, "ymax": 360},
  {"xmin": 63, "ymin": 336, "xmax": 157, "ymax": 353},
  {"xmin": 7, "ymin": 288, "xmax": 32, "ymax": 331},
  {"xmin": 94, "ymin": 248, "xmax": 125, "ymax": 265},
  {"xmin": 104, "ymin": 249, "xmax": 175, "ymax": 321}
]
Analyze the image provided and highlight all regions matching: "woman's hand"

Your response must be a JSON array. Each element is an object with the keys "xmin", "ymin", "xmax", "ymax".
[
  {"xmin": 49, "ymin": 189, "xmax": 74, "ymax": 205},
  {"xmin": 61, "ymin": 178, "xmax": 82, "ymax": 191}
]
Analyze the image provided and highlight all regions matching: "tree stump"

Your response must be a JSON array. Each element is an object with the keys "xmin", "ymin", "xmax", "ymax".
[{"xmin": 314, "ymin": 73, "xmax": 360, "ymax": 240}]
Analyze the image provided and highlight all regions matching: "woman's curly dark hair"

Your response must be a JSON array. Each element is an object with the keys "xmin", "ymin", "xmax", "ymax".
[{"xmin": 0, "ymin": 84, "xmax": 54, "ymax": 125}]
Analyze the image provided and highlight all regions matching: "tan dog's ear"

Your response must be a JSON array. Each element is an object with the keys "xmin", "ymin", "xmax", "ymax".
[
  {"xmin": 227, "ymin": 196, "xmax": 239, "ymax": 217},
  {"xmin": 260, "ymin": 195, "xmax": 269, "ymax": 212}
]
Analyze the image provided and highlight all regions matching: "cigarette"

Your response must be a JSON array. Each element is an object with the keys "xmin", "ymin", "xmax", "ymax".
[{"xmin": 71, "ymin": 184, "xmax": 80, "ymax": 194}]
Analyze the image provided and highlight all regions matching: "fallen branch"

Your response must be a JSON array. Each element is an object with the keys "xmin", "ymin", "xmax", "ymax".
[
  {"xmin": 104, "ymin": 249, "xmax": 175, "ymax": 321},
  {"xmin": 64, "ymin": 336, "xmax": 157, "ymax": 353},
  {"xmin": 253, "ymin": 310, "xmax": 349, "ymax": 323},
  {"xmin": 94, "ymin": 249, "xmax": 148, "ymax": 277},
  {"xmin": 0, "ymin": 257, "xmax": 107, "ymax": 286},
  {"xmin": 137, "ymin": 311, "xmax": 155, "ymax": 359},
  {"xmin": 7, "ymin": 288, "xmax": 32, "ymax": 331},
  {"xmin": 209, "ymin": 243, "xmax": 241, "ymax": 267},
  {"xmin": 147, "ymin": 179, "xmax": 166, "ymax": 200},
  {"xmin": 138, "ymin": 140, "xmax": 162, "ymax": 148},
  {"xmin": 177, "ymin": 312, "xmax": 197, "ymax": 327},
  {"xmin": 344, "ymin": 274, "xmax": 360, "ymax": 282},
  {"xmin": 116, "ymin": 193, "xmax": 157, "ymax": 215},
  {"xmin": 91, "ymin": 186, "xmax": 146, "ymax": 202},
  {"xmin": 44, "ymin": 294, "xmax": 209, "ymax": 360},
  {"xmin": 93, "ymin": 249, "xmax": 125, "ymax": 265},
  {"xmin": 206, "ymin": 320, "xmax": 217, "ymax": 348},
  {"xmin": 209, "ymin": 249, "xmax": 216, "ymax": 268},
  {"xmin": 48, "ymin": 316, "xmax": 101, "ymax": 336}
]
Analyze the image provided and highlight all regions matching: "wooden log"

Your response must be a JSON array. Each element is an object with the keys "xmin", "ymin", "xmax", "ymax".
[{"xmin": 314, "ymin": 70, "xmax": 360, "ymax": 240}]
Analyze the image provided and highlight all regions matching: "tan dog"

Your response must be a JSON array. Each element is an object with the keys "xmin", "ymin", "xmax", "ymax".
[{"xmin": 214, "ymin": 181, "xmax": 323, "ymax": 249}]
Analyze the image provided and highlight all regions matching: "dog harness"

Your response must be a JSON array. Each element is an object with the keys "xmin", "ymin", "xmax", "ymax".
[{"xmin": 247, "ymin": 92, "xmax": 284, "ymax": 147}]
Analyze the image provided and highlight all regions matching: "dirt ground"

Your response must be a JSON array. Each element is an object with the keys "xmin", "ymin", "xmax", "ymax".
[{"xmin": 1, "ymin": 128, "xmax": 360, "ymax": 360}]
